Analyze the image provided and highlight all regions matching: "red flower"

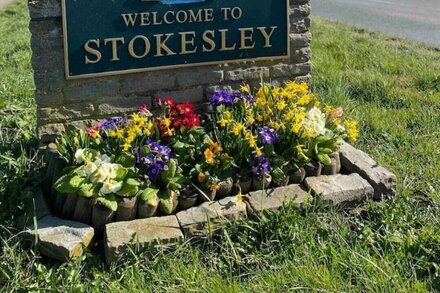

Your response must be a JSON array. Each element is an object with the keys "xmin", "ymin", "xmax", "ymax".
[
  {"xmin": 138, "ymin": 103, "xmax": 149, "ymax": 113},
  {"xmin": 175, "ymin": 103, "xmax": 195, "ymax": 115},
  {"xmin": 163, "ymin": 97, "xmax": 175, "ymax": 107}
]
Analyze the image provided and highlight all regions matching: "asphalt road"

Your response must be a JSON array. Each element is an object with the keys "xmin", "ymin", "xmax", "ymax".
[
  {"xmin": 0, "ymin": 0, "xmax": 14, "ymax": 9},
  {"xmin": 311, "ymin": 0, "xmax": 440, "ymax": 47}
]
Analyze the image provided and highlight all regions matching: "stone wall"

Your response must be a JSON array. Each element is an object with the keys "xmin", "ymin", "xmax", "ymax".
[{"xmin": 29, "ymin": 0, "xmax": 312, "ymax": 142}]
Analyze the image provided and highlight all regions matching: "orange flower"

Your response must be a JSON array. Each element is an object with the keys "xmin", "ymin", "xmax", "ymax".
[{"xmin": 198, "ymin": 172, "xmax": 206, "ymax": 183}]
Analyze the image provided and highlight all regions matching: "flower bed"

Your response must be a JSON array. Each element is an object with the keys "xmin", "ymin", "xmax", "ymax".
[{"xmin": 48, "ymin": 81, "xmax": 359, "ymax": 234}]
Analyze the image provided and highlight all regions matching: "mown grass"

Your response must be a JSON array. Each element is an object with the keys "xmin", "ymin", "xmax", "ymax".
[{"xmin": 1, "ymin": 1, "xmax": 440, "ymax": 291}]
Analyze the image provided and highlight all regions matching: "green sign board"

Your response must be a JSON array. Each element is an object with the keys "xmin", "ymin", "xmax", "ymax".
[{"xmin": 62, "ymin": 0, "xmax": 290, "ymax": 79}]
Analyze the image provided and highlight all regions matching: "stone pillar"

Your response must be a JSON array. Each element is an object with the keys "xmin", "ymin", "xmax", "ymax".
[{"xmin": 28, "ymin": 0, "xmax": 312, "ymax": 142}]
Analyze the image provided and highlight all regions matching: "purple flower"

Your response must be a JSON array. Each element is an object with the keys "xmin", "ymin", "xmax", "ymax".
[
  {"xmin": 252, "ymin": 154, "xmax": 272, "ymax": 176},
  {"xmin": 258, "ymin": 126, "xmax": 279, "ymax": 145},
  {"xmin": 232, "ymin": 92, "xmax": 255, "ymax": 104},
  {"xmin": 209, "ymin": 90, "xmax": 234, "ymax": 106},
  {"xmin": 147, "ymin": 162, "xmax": 163, "ymax": 179}
]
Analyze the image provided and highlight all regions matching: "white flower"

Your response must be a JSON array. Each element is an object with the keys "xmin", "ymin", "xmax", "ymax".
[
  {"xmin": 91, "ymin": 162, "xmax": 118, "ymax": 183},
  {"xmin": 100, "ymin": 180, "xmax": 123, "ymax": 195},
  {"xmin": 74, "ymin": 149, "xmax": 86, "ymax": 164},
  {"xmin": 336, "ymin": 124, "xmax": 346, "ymax": 133},
  {"xmin": 84, "ymin": 161, "xmax": 97, "ymax": 176},
  {"xmin": 307, "ymin": 107, "xmax": 326, "ymax": 124}
]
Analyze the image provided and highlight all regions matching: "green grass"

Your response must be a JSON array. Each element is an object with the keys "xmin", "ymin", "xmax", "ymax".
[{"xmin": 1, "ymin": 1, "xmax": 440, "ymax": 291}]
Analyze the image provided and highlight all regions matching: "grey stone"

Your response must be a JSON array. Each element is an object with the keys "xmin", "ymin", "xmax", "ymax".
[
  {"xmin": 96, "ymin": 96, "xmax": 152, "ymax": 115},
  {"xmin": 176, "ymin": 67, "xmax": 223, "ymax": 88},
  {"xmin": 290, "ymin": 32, "xmax": 312, "ymax": 48},
  {"xmin": 290, "ymin": 17, "xmax": 311, "ymax": 34},
  {"xmin": 28, "ymin": 0, "xmax": 62, "ymax": 19},
  {"xmin": 339, "ymin": 142, "xmax": 397, "ymax": 198},
  {"xmin": 118, "ymin": 72, "xmax": 177, "ymax": 93},
  {"xmin": 38, "ymin": 103, "xmax": 95, "ymax": 123},
  {"xmin": 64, "ymin": 77, "xmax": 121, "ymax": 102},
  {"xmin": 246, "ymin": 184, "xmax": 309, "ymax": 213},
  {"xmin": 176, "ymin": 196, "xmax": 247, "ymax": 238},
  {"xmin": 271, "ymin": 62, "xmax": 312, "ymax": 77},
  {"xmin": 291, "ymin": 47, "xmax": 312, "ymax": 63},
  {"xmin": 29, "ymin": 19, "xmax": 63, "ymax": 53},
  {"xmin": 37, "ymin": 123, "xmax": 66, "ymax": 142},
  {"xmin": 290, "ymin": 3, "xmax": 311, "ymax": 18},
  {"xmin": 155, "ymin": 87, "xmax": 204, "ymax": 104},
  {"xmin": 224, "ymin": 67, "xmax": 270, "ymax": 81},
  {"xmin": 23, "ymin": 216, "xmax": 94, "ymax": 261},
  {"xmin": 304, "ymin": 174, "xmax": 374, "ymax": 206},
  {"xmin": 104, "ymin": 215, "xmax": 183, "ymax": 265}
]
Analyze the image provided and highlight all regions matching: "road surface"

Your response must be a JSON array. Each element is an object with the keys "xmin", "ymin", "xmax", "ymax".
[
  {"xmin": 311, "ymin": 0, "xmax": 440, "ymax": 47},
  {"xmin": 0, "ymin": 0, "xmax": 15, "ymax": 9}
]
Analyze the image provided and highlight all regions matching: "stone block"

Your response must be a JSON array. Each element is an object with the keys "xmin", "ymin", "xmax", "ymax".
[
  {"xmin": 38, "ymin": 103, "xmax": 95, "ymax": 123},
  {"xmin": 224, "ymin": 67, "xmax": 270, "ymax": 81},
  {"xmin": 63, "ymin": 77, "xmax": 121, "ymax": 102},
  {"xmin": 304, "ymin": 174, "xmax": 374, "ymax": 206},
  {"xmin": 96, "ymin": 96, "xmax": 152, "ymax": 116},
  {"xmin": 176, "ymin": 196, "xmax": 247, "ymax": 238},
  {"xmin": 118, "ymin": 72, "xmax": 177, "ymax": 93},
  {"xmin": 104, "ymin": 215, "xmax": 183, "ymax": 265},
  {"xmin": 28, "ymin": 0, "xmax": 62, "ymax": 19},
  {"xmin": 23, "ymin": 216, "xmax": 94, "ymax": 261},
  {"xmin": 291, "ymin": 47, "xmax": 312, "ymax": 63},
  {"xmin": 176, "ymin": 67, "xmax": 223, "ymax": 88},
  {"xmin": 339, "ymin": 142, "xmax": 397, "ymax": 199},
  {"xmin": 290, "ymin": 32, "xmax": 312, "ymax": 48},
  {"xmin": 246, "ymin": 184, "xmax": 309, "ymax": 213},
  {"xmin": 290, "ymin": 17, "xmax": 311, "ymax": 34},
  {"xmin": 290, "ymin": 3, "xmax": 311, "ymax": 18},
  {"xmin": 29, "ymin": 19, "xmax": 63, "ymax": 53},
  {"xmin": 155, "ymin": 86, "xmax": 205, "ymax": 104},
  {"xmin": 271, "ymin": 62, "xmax": 312, "ymax": 78},
  {"xmin": 37, "ymin": 123, "xmax": 66, "ymax": 142}
]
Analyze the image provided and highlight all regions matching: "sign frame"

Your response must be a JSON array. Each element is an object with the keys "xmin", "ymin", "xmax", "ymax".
[{"xmin": 61, "ymin": 0, "xmax": 291, "ymax": 80}]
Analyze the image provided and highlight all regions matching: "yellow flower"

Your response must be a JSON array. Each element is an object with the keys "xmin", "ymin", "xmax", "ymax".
[
  {"xmin": 344, "ymin": 120, "xmax": 359, "ymax": 141},
  {"xmin": 204, "ymin": 148, "xmax": 215, "ymax": 164},
  {"xmin": 304, "ymin": 129, "xmax": 314, "ymax": 139},
  {"xmin": 123, "ymin": 142, "xmax": 131, "ymax": 151},
  {"xmin": 276, "ymin": 100, "xmax": 287, "ymax": 111},
  {"xmin": 292, "ymin": 123, "xmax": 302, "ymax": 134},
  {"xmin": 210, "ymin": 183, "xmax": 220, "ymax": 191},
  {"xmin": 246, "ymin": 133, "xmax": 257, "ymax": 148},
  {"xmin": 165, "ymin": 128, "xmax": 174, "ymax": 137},
  {"xmin": 297, "ymin": 94, "xmax": 312, "ymax": 106},
  {"xmin": 143, "ymin": 121, "xmax": 153, "ymax": 136},
  {"xmin": 236, "ymin": 192, "xmax": 243, "ymax": 203},
  {"xmin": 253, "ymin": 147, "xmax": 263, "ymax": 157},
  {"xmin": 240, "ymin": 84, "xmax": 250, "ymax": 93},
  {"xmin": 232, "ymin": 123, "xmax": 245, "ymax": 136},
  {"xmin": 218, "ymin": 117, "xmax": 229, "ymax": 127},
  {"xmin": 198, "ymin": 172, "xmax": 206, "ymax": 183},
  {"xmin": 256, "ymin": 114, "xmax": 263, "ymax": 122},
  {"xmin": 89, "ymin": 129, "xmax": 100, "ymax": 139},
  {"xmin": 132, "ymin": 113, "xmax": 144, "ymax": 125},
  {"xmin": 285, "ymin": 81, "xmax": 309, "ymax": 95},
  {"xmin": 208, "ymin": 139, "xmax": 223, "ymax": 153},
  {"xmin": 162, "ymin": 118, "xmax": 171, "ymax": 128},
  {"xmin": 108, "ymin": 130, "xmax": 117, "ymax": 138}
]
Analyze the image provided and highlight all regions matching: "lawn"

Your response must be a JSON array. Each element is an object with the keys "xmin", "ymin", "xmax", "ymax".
[{"xmin": 1, "ymin": 0, "xmax": 440, "ymax": 291}]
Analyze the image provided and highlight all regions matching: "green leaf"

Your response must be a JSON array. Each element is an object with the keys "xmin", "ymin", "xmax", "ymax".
[
  {"xmin": 317, "ymin": 154, "xmax": 332, "ymax": 165},
  {"xmin": 115, "ymin": 153, "xmax": 136, "ymax": 168},
  {"xmin": 318, "ymin": 147, "xmax": 334, "ymax": 155},
  {"xmin": 139, "ymin": 187, "xmax": 160, "ymax": 203},
  {"xmin": 271, "ymin": 167, "xmax": 285, "ymax": 182},
  {"xmin": 54, "ymin": 173, "xmax": 84, "ymax": 194},
  {"xmin": 116, "ymin": 178, "xmax": 141, "ymax": 197},
  {"xmin": 77, "ymin": 182, "xmax": 99, "ymax": 198},
  {"xmin": 159, "ymin": 196, "xmax": 174, "ymax": 215},
  {"xmin": 96, "ymin": 194, "xmax": 118, "ymax": 212},
  {"xmin": 114, "ymin": 166, "xmax": 128, "ymax": 181}
]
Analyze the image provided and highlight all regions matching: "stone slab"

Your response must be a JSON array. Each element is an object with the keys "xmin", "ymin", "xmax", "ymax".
[
  {"xmin": 176, "ymin": 196, "xmax": 247, "ymax": 238},
  {"xmin": 23, "ymin": 216, "xmax": 94, "ymax": 261},
  {"xmin": 246, "ymin": 184, "xmax": 309, "ymax": 213},
  {"xmin": 339, "ymin": 142, "xmax": 397, "ymax": 199},
  {"xmin": 104, "ymin": 215, "xmax": 183, "ymax": 265},
  {"xmin": 304, "ymin": 174, "xmax": 374, "ymax": 206}
]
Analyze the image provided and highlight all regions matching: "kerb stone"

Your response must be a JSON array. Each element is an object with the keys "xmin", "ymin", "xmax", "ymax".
[
  {"xmin": 23, "ymin": 216, "xmax": 94, "ymax": 261},
  {"xmin": 304, "ymin": 174, "xmax": 374, "ymax": 206},
  {"xmin": 104, "ymin": 215, "xmax": 183, "ymax": 265},
  {"xmin": 246, "ymin": 184, "xmax": 308, "ymax": 213},
  {"xmin": 339, "ymin": 142, "xmax": 397, "ymax": 199},
  {"xmin": 176, "ymin": 196, "xmax": 247, "ymax": 238}
]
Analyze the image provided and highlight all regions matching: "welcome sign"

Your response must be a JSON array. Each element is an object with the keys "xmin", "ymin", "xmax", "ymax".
[{"xmin": 62, "ymin": 0, "xmax": 290, "ymax": 79}]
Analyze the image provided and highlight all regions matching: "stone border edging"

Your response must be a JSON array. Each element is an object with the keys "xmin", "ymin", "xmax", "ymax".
[{"xmin": 21, "ymin": 143, "xmax": 397, "ymax": 264}]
